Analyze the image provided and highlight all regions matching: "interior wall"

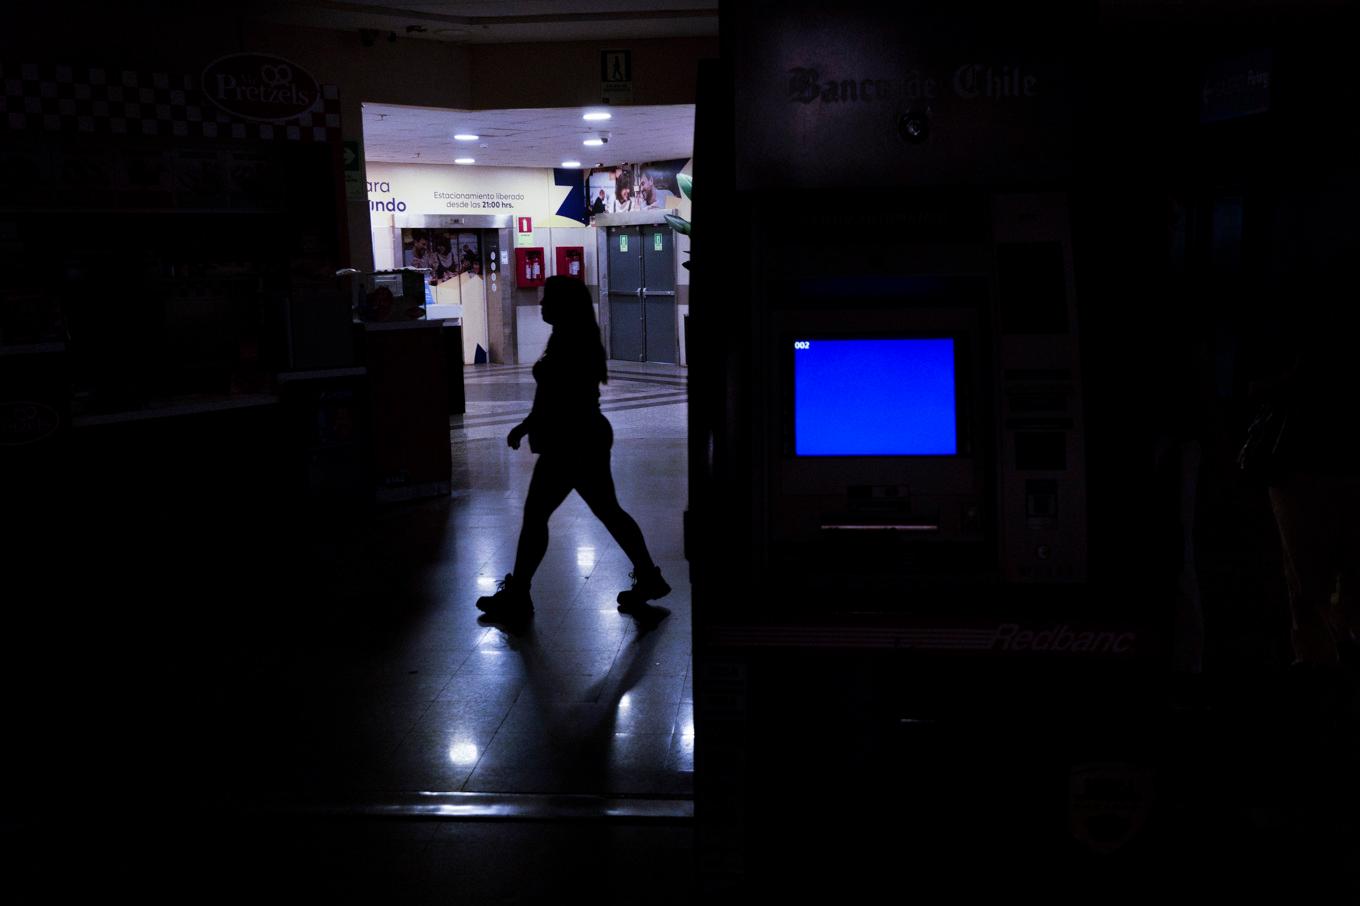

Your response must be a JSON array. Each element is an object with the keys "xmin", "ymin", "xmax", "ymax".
[
  {"xmin": 252, "ymin": 27, "xmax": 473, "ymax": 272},
  {"xmin": 3, "ymin": 7, "xmax": 706, "ymax": 299},
  {"xmin": 469, "ymin": 37, "xmax": 716, "ymax": 108},
  {"xmin": 3, "ymin": 9, "xmax": 475, "ymax": 276}
]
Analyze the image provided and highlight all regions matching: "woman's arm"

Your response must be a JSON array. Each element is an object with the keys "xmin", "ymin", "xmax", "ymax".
[
  {"xmin": 510, "ymin": 368, "xmax": 550, "ymax": 448},
  {"xmin": 508, "ymin": 391, "xmax": 540, "ymax": 447}
]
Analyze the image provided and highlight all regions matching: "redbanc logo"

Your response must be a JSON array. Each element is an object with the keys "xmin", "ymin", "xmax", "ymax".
[
  {"xmin": 202, "ymin": 54, "xmax": 319, "ymax": 123},
  {"xmin": 0, "ymin": 401, "xmax": 61, "ymax": 446},
  {"xmin": 991, "ymin": 623, "xmax": 1136, "ymax": 655}
]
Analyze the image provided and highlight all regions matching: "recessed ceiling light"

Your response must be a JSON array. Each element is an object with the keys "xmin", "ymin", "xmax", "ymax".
[
  {"xmin": 455, "ymin": 157, "xmax": 475, "ymax": 164},
  {"xmin": 583, "ymin": 112, "xmax": 612, "ymax": 121},
  {"xmin": 561, "ymin": 160, "xmax": 582, "ymax": 168},
  {"xmin": 583, "ymin": 138, "xmax": 605, "ymax": 146},
  {"xmin": 454, "ymin": 133, "xmax": 479, "ymax": 141}
]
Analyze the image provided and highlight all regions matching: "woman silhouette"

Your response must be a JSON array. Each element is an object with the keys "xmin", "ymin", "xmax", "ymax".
[{"xmin": 477, "ymin": 276, "xmax": 669, "ymax": 621}]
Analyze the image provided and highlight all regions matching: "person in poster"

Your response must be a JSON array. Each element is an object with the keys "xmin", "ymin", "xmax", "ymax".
[
  {"xmin": 610, "ymin": 179, "xmax": 640, "ymax": 213},
  {"xmin": 403, "ymin": 230, "xmax": 434, "ymax": 270},
  {"xmin": 636, "ymin": 158, "xmax": 690, "ymax": 210},
  {"xmin": 433, "ymin": 235, "xmax": 457, "ymax": 284},
  {"xmin": 588, "ymin": 166, "xmax": 629, "ymax": 216},
  {"xmin": 636, "ymin": 173, "xmax": 658, "ymax": 209}
]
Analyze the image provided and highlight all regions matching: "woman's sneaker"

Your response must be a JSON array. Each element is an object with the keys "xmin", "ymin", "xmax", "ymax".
[
  {"xmin": 617, "ymin": 566, "xmax": 671, "ymax": 612},
  {"xmin": 476, "ymin": 574, "xmax": 534, "ymax": 621}
]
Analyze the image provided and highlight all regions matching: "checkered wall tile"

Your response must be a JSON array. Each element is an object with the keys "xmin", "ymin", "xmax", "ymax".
[{"xmin": 0, "ymin": 63, "xmax": 341, "ymax": 143}]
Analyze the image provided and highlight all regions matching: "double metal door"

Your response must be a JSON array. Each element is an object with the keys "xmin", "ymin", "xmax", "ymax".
[{"xmin": 606, "ymin": 226, "xmax": 677, "ymax": 363}]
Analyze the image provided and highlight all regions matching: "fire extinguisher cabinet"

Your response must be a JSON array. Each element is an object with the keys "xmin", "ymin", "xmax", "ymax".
[
  {"xmin": 515, "ymin": 248, "xmax": 546, "ymax": 287},
  {"xmin": 556, "ymin": 246, "xmax": 586, "ymax": 281}
]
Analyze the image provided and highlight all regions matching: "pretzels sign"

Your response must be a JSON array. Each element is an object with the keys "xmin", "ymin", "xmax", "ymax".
[{"xmin": 202, "ymin": 54, "xmax": 319, "ymax": 123}]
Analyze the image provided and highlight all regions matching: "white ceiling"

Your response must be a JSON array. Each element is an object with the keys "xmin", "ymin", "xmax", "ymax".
[
  {"xmin": 259, "ymin": 1, "xmax": 718, "ymax": 44},
  {"xmin": 362, "ymin": 102, "xmax": 694, "ymax": 169}
]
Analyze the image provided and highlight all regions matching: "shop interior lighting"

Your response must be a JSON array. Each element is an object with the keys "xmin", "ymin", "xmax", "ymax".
[
  {"xmin": 454, "ymin": 133, "xmax": 479, "ymax": 141},
  {"xmin": 455, "ymin": 157, "xmax": 475, "ymax": 164},
  {"xmin": 583, "ymin": 111, "xmax": 612, "ymax": 121},
  {"xmin": 561, "ymin": 160, "xmax": 582, "ymax": 167}
]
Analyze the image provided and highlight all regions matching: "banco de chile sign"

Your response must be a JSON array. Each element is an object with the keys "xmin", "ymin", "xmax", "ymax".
[
  {"xmin": 789, "ymin": 63, "xmax": 1038, "ymax": 104},
  {"xmin": 202, "ymin": 54, "xmax": 319, "ymax": 122}
]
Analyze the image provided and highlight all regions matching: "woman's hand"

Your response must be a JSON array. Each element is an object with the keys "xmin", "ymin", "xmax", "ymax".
[{"xmin": 507, "ymin": 423, "xmax": 527, "ymax": 449}]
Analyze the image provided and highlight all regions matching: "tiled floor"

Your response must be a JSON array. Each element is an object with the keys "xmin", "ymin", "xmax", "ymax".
[
  {"xmin": 13, "ymin": 358, "xmax": 1360, "ymax": 900},
  {"xmin": 1, "ymin": 361, "xmax": 696, "ymax": 901},
  {"xmin": 227, "ymin": 361, "xmax": 693, "ymax": 801}
]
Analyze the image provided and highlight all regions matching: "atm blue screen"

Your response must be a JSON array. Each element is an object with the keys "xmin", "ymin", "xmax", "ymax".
[{"xmin": 794, "ymin": 338, "xmax": 957, "ymax": 456}]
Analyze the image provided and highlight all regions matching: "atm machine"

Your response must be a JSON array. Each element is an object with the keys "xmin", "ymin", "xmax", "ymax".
[{"xmin": 687, "ymin": 5, "xmax": 1179, "ymax": 897}]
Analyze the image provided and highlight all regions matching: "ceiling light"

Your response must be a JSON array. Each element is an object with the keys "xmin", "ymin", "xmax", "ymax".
[
  {"xmin": 561, "ymin": 160, "xmax": 582, "ymax": 168},
  {"xmin": 583, "ymin": 112, "xmax": 612, "ymax": 121},
  {"xmin": 454, "ymin": 133, "xmax": 479, "ymax": 141},
  {"xmin": 455, "ymin": 157, "xmax": 475, "ymax": 164},
  {"xmin": 583, "ymin": 138, "xmax": 605, "ymax": 146}
]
